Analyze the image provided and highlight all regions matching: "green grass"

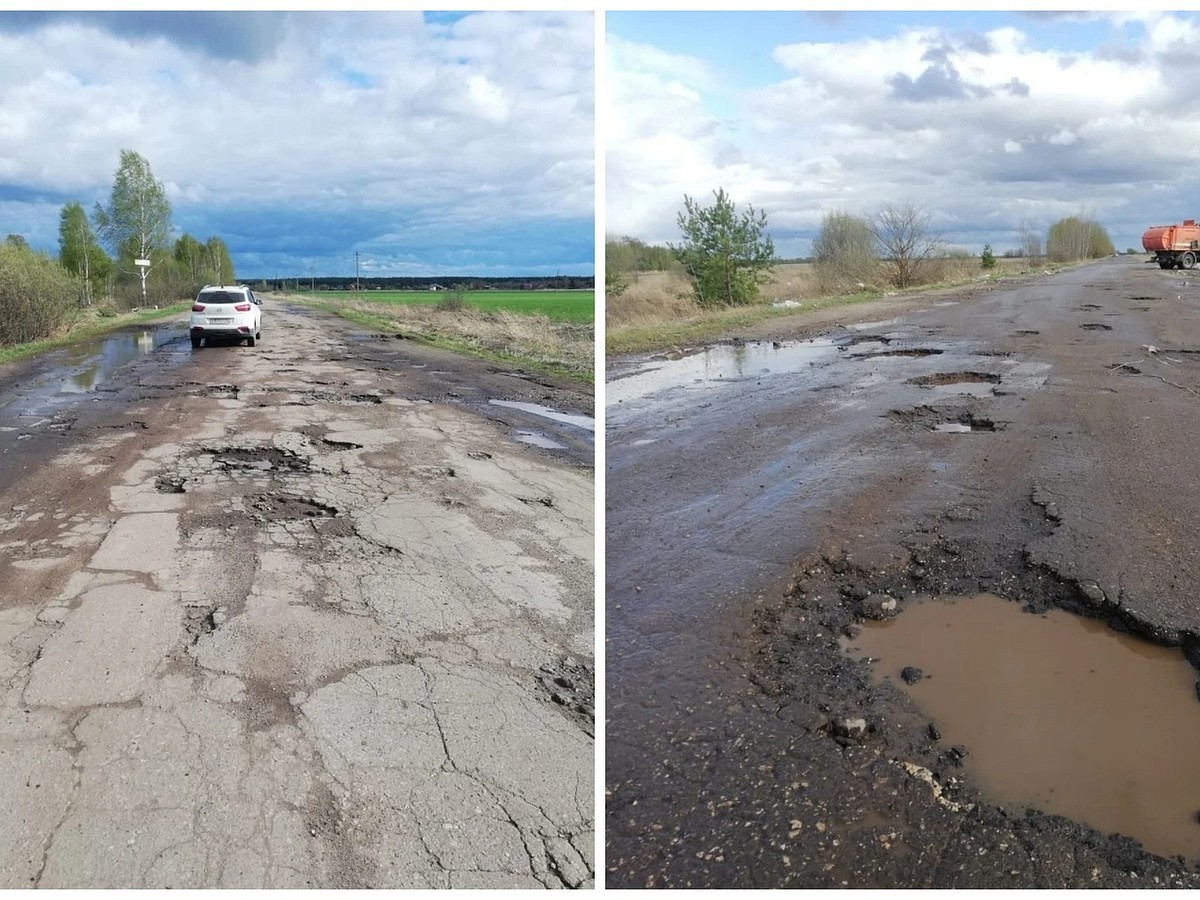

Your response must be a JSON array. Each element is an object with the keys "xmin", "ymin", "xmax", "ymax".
[
  {"xmin": 0, "ymin": 303, "xmax": 190, "ymax": 366},
  {"xmin": 304, "ymin": 289, "xmax": 594, "ymax": 323}
]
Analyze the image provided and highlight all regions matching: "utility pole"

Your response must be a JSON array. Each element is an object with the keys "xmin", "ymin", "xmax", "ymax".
[{"xmin": 355, "ymin": 251, "xmax": 361, "ymax": 296}]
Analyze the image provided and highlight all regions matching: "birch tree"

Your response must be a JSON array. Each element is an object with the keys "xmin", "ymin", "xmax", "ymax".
[
  {"xmin": 58, "ymin": 202, "xmax": 110, "ymax": 306},
  {"xmin": 94, "ymin": 150, "xmax": 172, "ymax": 306}
]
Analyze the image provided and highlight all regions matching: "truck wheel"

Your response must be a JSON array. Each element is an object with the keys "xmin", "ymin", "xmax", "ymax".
[
  {"xmin": 1160, "ymin": 259, "xmax": 1173, "ymax": 269},
  {"xmin": 1183, "ymin": 252, "xmax": 1196, "ymax": 270}
]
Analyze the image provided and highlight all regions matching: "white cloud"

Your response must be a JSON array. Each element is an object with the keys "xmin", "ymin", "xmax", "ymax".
[
  {"xmin": 0, "ymin": 11, "xmax": 594, "ymax": 273},
  {"xmin": 607, "ymin": 13, "xmax": 1200, "ymax": 255},
  {"xmin": 605, "ymin": 35, "xmax": 777, "ymax": 243}
]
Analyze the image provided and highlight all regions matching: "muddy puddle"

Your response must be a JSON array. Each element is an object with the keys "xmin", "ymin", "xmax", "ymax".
[
  {"xmin": 844, "ymin": 592, "xmax": 1200, "ymax": 862},
  {"xmin": 515, "ymin": 431, "xmax": 567, "ymax": 450},
  {"xmin": 488, "ymin": 399, "xmax": 594, "ymax": 431},
  {"xmin": 932, "ymin": 422, "xmax": 991, "ymax": 433},
  {"xmin": 608, "ymin": 339, "xmax": 839, "ymax": 407},
  {"xmin": 58, "ymin": 326, "xmax": 183, "ymax": 393}
]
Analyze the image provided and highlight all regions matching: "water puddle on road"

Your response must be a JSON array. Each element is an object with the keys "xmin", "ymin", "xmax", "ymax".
[
  {"xmin": 488, "ymin": 399, "xmax": 594, "ymax": 432},
  {"xmin": 514, "ymin": 431, "xmax": 566, "ymax": 450},
  {"xmin": 850, "ymin": 318, "xmax": 903, "ymax": 331},
  {"xmin": 844, "ymin": 592, "xmax": 1200, "ymax": 862},
  {"xmin": 58, "ymin": 326, "xmax": 181, "ymax": 393},
  {"xmin": 932, "ymin": 423, "xmax": 987, "ymax": 433},
  {"xmin": 608, "ymin": 339, "xmax": 839, "ymax": 407}
]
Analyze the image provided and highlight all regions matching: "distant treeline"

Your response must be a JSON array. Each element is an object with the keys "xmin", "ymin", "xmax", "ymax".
[
  {"xmin": 254, "ymin": 275, "xmax": 594, "ymax": 292},
  {"xmin": 606, "ymin": 236, "xmax": 680, "ymax": 273}
]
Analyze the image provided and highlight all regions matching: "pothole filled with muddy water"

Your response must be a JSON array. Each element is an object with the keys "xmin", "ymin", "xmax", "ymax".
[{"xmin": 844, "ymin": 592, "xmax": 1200, "ymax": 862}]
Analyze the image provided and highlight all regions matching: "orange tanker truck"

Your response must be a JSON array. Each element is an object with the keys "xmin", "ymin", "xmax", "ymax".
[{"xmin": 1143, "ymin": 220, "xmax": 1200, "ymax": 269}]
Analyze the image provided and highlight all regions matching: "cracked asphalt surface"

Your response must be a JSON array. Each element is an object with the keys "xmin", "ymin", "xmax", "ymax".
[
  {"xmin": 606, "ymin": 257, "xmax": 1200, "ymax": 888},
  {"xmin": 0, "ymin": 301, "xmax": 594, "ymax": 888}
]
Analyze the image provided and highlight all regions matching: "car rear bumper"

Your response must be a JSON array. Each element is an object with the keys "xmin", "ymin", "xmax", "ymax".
[{"xmin": 191, "ymin": 324, "xmax": 254, "ymax": 335}]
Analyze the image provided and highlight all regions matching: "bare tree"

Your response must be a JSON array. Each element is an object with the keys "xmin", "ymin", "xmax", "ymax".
[
  {"xmin": 872, "ymin": 202, "xmax": 941, "ymax": 288},
  {"xmin": 1016, "ymin": 219, "xmax": 1043, "ymax": 266}
]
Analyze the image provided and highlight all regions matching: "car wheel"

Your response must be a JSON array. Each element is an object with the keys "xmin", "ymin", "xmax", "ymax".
[
  {"xmin": 190, "ymin": 334, "xmax": 201, "ymax": 349},
  {"xmin": 246, "ymin": 334, "xmax": 256, "ymax": 347}
]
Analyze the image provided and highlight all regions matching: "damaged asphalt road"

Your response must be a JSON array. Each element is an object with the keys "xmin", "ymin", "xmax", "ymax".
[
  {"xmin": 0, "ymin": 302, "xmax": 594, "ymax": 888},
  {"xmin": 606, "ymin": 257, "xmax": 1200, "ymax": 888}
]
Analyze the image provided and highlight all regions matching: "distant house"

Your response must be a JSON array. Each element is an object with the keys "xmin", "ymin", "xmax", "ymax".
[{"xmin": 429, "ymin": 283, "xmax": 444, "ymax": 291}]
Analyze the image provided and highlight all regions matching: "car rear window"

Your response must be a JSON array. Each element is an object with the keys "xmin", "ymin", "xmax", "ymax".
[{"xmin": 199, "ymin": 292, "xmax": 244, "ymax": 304}]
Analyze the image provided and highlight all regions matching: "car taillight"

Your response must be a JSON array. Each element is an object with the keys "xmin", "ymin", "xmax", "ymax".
[
  {"xmin": 234, "ymin": 303, "xmax": 251, "ymax": 312},
  {"xmin": 192, "ymin": 303, "xmax": 206, "ymax": 312}
]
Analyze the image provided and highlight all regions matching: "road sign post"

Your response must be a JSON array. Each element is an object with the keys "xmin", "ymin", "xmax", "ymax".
[{"xmin": 134, "ymin": 259, "xmax": 151, "ymax": 306}]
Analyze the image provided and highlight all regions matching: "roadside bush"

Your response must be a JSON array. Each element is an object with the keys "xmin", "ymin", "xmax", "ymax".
[
  {"xmin": 437, "ymin": 283, "xmax": 471, "ymax": 312},
  {"xmin": 0, "ymin": 243, "xmax": 79, "ymax": 346},
  {"xmin": 812, "ymin": 211, "xmax": 879, "ymax": 293},
  {"xmin": 436, "ymin": 295, "xmax": 469, "ymax": 312},
  {"xmin": 605, "ymin": 258, "xmax": 630, "ymax": 299},
  {"xmin": 980, "ymin": 244, "xmax": 996, "ymax": 270}
]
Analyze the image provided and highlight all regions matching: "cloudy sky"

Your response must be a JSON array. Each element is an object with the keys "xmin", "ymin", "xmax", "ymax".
[
  {"xmin": 0, "ymin": 11, "xmax": 594, "ymax": 278},
  {"xmin": 607, "ymin": 11, "xmax": 1200, "ymax": 258}
]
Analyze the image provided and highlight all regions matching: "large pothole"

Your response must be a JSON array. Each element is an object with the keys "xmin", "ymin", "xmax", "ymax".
[
  {"xmin": 535, "ymin": 656, "xmax": 595, "ymax": 738},
  {"xmin": 202, "ymin": 445, "xmax": 311, "ymax": 473},
  {"xmin": 887, "ymin": 405, "xmax": 1001, "ymax": 432},
  {"xmin": 246, "ymin": 493, "xmax": 339, "ymax": 521},
  {"xmin": 905, "ymin": 372, "xmax": 1002, "ymax": 388},
  {"xmin": 843, "ymin": 592, "xmax": 1200, "ymax": 863},
  {"xmin": 857, "ymin": 348, "xmax": 945, "ymax": 359}
]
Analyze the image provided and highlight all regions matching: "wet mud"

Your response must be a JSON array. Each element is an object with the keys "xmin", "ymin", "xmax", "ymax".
[{"xmin": 905, "ymin": 372, "xmax": 1001, "ymax": 387}]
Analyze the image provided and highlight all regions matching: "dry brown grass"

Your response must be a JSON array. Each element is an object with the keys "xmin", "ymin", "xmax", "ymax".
[
  {"xmin": 760, "ymin": 263, "xmax": 821, "ymax": 303},
  {"xmin": 605, "ymin": 271, "xmax": 697, "ymax": 329},
  {"xmin": 608, "ymin": 257, "xmax": 1030, "ymax": 331},
  {"xmin": 329, "ymin": 296, "xmax": 594, "ymax": 379}
]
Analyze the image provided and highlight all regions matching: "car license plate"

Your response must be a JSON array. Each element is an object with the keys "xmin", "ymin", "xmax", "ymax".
[{"xmin": 209, "ymin": 317, "xmax": 232, "ymax": 324}]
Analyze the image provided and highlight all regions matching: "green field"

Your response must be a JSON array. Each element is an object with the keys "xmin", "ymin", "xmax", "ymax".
[{"xmin": 308, "ymin": 289, "xmax": 594, "ymax": 323}]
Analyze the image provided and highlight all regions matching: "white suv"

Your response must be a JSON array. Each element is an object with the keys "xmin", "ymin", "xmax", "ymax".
[{"xmin": 189, "ymin": 285, "xmax": 262, "ymax": 348}]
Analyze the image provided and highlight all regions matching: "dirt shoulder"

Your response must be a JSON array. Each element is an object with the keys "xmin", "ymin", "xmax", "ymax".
[
  {"xmin": 0, "ymin": 305, "xmax": 593, "ymax": 888},
  {"xmin": 606, "ymin": 262, "xmax": 1099, "ymax": 363}
]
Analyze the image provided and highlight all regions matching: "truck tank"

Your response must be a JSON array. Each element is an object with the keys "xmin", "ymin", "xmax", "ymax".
[{"xmin": 1143, "ymin": 220, "xmax": 1200, "ymax": 268}]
